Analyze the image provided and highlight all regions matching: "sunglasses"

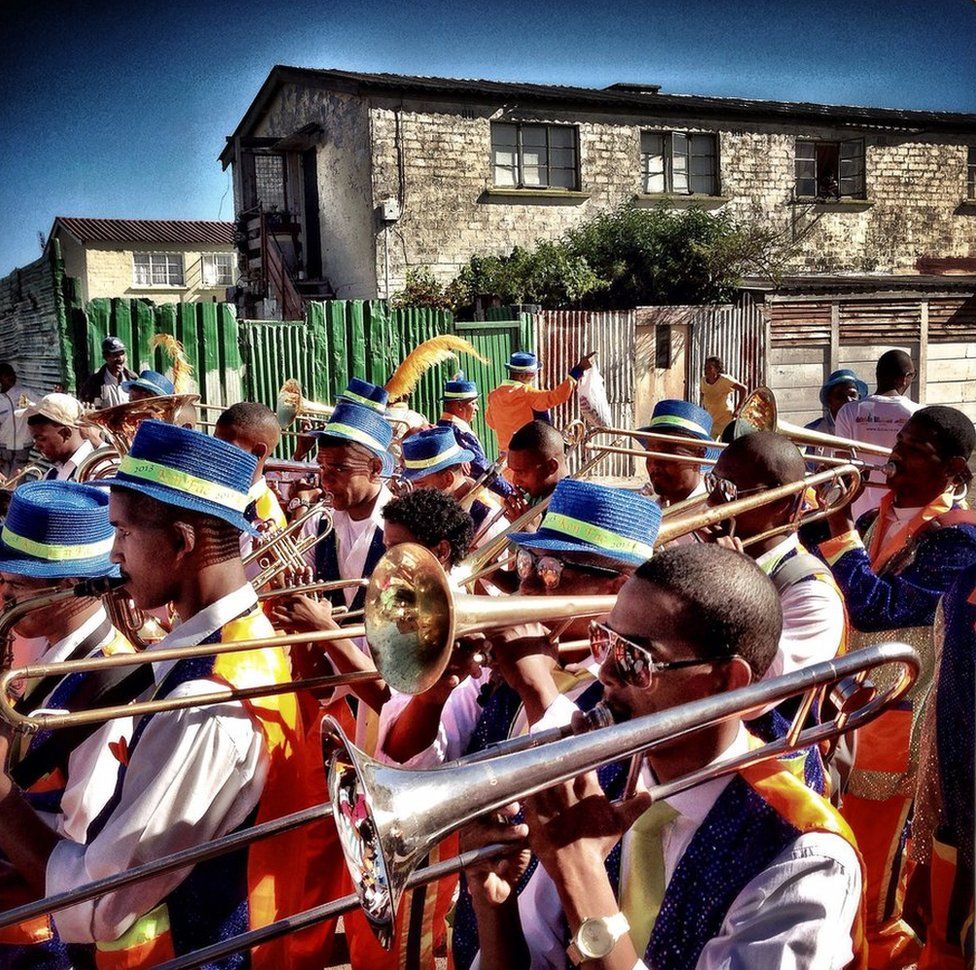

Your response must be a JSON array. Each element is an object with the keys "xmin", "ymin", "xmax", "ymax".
[
  {"xmin": 588, "ymin": 621, "xmax": 737, "ymax": 689},
  {"xmin": 515, "ymin": 548, "xmax": 618, "ymax": 591},
  {"xmin": 702, "ymin": 473, "xmax": 770, "ymax": 504}
]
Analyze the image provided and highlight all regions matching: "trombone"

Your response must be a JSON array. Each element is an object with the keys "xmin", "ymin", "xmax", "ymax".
[
  {"xmin": 323, "ymin": 640, "xmax": 920, "ymax": 947},
  {"xmin": 0, "ymin": 642, "xmax": 920, "ymax": 965}
]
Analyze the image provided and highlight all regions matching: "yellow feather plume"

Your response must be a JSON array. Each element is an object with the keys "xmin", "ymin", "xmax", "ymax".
[
  {"xmin": 150, "ymin": 333, "xmax": 194, "ymax": 393},
  {"xmin": 384, "ymin": 335, "xmax": 489, "ymax": 402}
]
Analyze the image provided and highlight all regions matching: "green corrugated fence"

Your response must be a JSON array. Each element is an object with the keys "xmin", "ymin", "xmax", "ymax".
[{"xmin": 77, "ymin": 299, "xmax": 242, "ymax": 407}]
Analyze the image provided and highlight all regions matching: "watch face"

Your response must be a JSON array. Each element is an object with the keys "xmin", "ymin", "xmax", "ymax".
[{"xmin": 578, "ymin": 918, "xmax": 613, "ymax": 958}]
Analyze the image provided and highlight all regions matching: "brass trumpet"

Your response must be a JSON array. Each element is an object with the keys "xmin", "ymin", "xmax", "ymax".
[
  {"xmin": 243, "ymin": 502, "xmax": 333, "ymax": 590},
  {"xmin": 324, "ymin": 641, "xmax": 920, "ymax": 946}
]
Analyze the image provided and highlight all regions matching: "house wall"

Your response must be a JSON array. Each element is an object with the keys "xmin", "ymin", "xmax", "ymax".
[
  {"xmin": 250, "ymin": 83, "xmax": 377, "ymax": 298},
  {"xmin": 79, "ymin": 243, "xmax": 233, "ymax": 303},
  {"xmin": 364, "ymin": 95, "xmax": 975, "ymax": 294},
  {"xmin": 58, "ymin": 233, "xmax": 89, "ymax": 300}
]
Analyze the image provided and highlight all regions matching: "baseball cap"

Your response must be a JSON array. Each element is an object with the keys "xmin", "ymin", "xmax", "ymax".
[
  {"xmin": 23, "ymin": 393, "xmax": 85, "ymax": 427},
  {"xmin": 102, "ymin": 336, "xmax": 126, "ymax": 355}
]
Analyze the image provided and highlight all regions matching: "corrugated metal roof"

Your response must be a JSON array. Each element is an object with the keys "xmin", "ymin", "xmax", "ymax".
[{"xmin": 53, "ymin": 218, "xmax": 234, "ymax": 247}]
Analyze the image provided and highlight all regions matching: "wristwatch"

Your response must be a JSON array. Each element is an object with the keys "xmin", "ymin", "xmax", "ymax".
[{"xmin": 566, "ymin": 911, "xmax": 630, "ymax": 964}]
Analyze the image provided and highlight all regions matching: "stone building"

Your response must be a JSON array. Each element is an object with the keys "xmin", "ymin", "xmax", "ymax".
[
  {"xmin": 48, "ymin": 217, "xmax": 236, "ymax": 304},
  {"xmin": 221, "ymin": 66, "xmax": 976, "ymax": 314}
]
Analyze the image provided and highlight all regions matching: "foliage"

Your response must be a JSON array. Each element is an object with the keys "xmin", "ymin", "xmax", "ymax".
[
  {"xmin": 391, "ymin": 203, "xmax": 793, "ymax": 311},
  {"xmin": 389, "ymin": 268, "xmax": 455, "ymax": 311}
]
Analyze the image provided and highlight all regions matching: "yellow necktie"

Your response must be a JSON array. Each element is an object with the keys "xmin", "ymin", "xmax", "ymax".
[{"xmin": 620, "ymin": 800, "xmax": 680, "ymax": 956}]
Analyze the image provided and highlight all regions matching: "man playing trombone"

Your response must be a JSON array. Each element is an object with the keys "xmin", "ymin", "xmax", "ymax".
[
  {"xmin": 638, "ymin": 400, "xmax": 714, "ymax": 513},
  {"xmin": 464, "ymin": 545, "xmax": 866, "ymax": 969},
  {"xmin": 0, "ymin": 481, "xmax": 138, "ymax": 969},
  {"xmin": 818, "ymin": 404, "xmax": 976, "ymax": 968},
  {"xmin": 0, "ymin": 421, "xmax": 309, "ymax": 967}
]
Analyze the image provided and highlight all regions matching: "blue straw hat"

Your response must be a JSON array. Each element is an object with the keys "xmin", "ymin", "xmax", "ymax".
[
  {"xmin": 0, "ymin": 481, "xmax": 119, "ymax": 578},
  {"xmin": 510, "ymin": 478, "xmax": 662, "ymax": 570},
  {"xmin": 99, "ymin": 420, "xmax": 258, "ymax": 534},
  {"xmin": 312, "ymin": 401, "xmax": 395, "ymax": 477},
  {"xmin": 443, "ymin": 371, "xmax": 478, "ymax": 401},
  {"xmin": 505, "ymin": 352, "xmax": 539, "ymax": 374},
  {"xmin": 400, "ymin": 427, "xmax": 475, "ymax": 481},
  {"xmin": 641, "ymin": 399, "xmax": 719, "ymax": 464},
  {"xmin": 121, "ymin": 369, "xmax": 175, "ymax": 397},
  {"xmin": 819, "ymin": 369, "xmax": 868, "ymax": 407},
  {"xmin": 338, "ymin": 378, "xmax": 389, "ymax": 413}
]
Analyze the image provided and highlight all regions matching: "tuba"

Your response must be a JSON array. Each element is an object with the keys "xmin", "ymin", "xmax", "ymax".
[{"xmin": 77, "ymin": 394, "xmax": 202, "ymax": 481}]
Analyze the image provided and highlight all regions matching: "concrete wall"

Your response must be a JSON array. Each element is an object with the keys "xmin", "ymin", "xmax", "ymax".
[
  {"xmin": 78, "ymin": 243, "xmax": 232, "ymax": 303},
  {"xmin": 364, "ymin": 97, "xmax": 975, "ymax": 294},
  {"xmin": 250, "ymin": 83, "xmax": 377, "ymax": 298}
]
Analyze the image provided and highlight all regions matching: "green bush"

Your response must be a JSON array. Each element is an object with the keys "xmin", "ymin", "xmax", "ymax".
[{"xmin": 391, "ymin": 203, "xmax": 789, "ymax": 311}]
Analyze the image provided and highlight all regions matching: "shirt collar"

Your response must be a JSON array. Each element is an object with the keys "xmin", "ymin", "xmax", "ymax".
[
  {"xmin": 41, "ymin": 605, "xmax": 111, "ymax": 665},
  {"xmin": 753, "ymin": 533, "xmax": 799, "ymax": 576},
  {"xmin": 442, "ymin": 412, "xmax": 474, "ymax": 435},
  {"xmin": 643, "ymin": 722, "xmax": 750, "ymax": 825},
  {"xmin": 149, "ymin": 584, "xmax": 258, "ymax": 685},
  {"xmin": 60, "ymin": 439, "xmax": 94, "ymax": 471},
  {"xmin": 248, "ymin": 477, "xmax": 270, "ymax": 501}
]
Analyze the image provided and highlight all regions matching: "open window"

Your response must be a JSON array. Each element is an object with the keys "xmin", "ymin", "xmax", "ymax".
[{"xmin": 795, "ymin": 139, "xmax": 865, "ymax": 201}]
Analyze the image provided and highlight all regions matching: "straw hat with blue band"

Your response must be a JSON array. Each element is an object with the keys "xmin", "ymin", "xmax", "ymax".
[
  {"xmin": 819, "ymin": 369, "xmax": 868, "ymax": 407},
  {"xmin": 338, "ymin": 378, "xmax": 389, "ymax": 413},
  {"xmin": 641, "ymin": 399, "xmax": 720, "ymax": 465},
  {"xmin": 505, "ymin": 352, "xmax": 540, "ymax": 374},
  {"xmin": 121, "ymin": 370, "xmax": 175, "ymax": 398},
  {"xmin": 400, "ymin": 427, "xmax": 476, "ymax": 481},
  {"xmin": 0, "ymin": 481, "xmax": 119, "ymax": 579},
  {"xmin": 98, "ymin": 420, "xmax": 259, "ymax": 534},
  {"xmin": 510, "ymin": 478, "xmax": 662, "ymax": 570},
  {"xmin": 443, "ymin": 372, "xmax": 478, "ymax": 401},
  {"xmin": 312, "ymin": 401, "xmax": 395, "ymax": 477}
]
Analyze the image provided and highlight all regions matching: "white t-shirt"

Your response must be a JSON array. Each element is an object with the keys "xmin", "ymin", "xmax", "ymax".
[{"xmin": 834, "ymin": 393, "xmax": 920, "ymax": 522}]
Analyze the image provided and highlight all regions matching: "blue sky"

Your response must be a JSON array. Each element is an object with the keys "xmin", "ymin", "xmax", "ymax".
[{"xmin": 1, "ymin": 0, "xmax": 974, "ymax": 275}]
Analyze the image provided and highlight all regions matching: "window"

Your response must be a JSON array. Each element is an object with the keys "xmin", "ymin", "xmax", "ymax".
[
  {"xmin": 968, "ymin": 146, "xmax": 976, "ymax": 200},
  {"xmin": 491, "ymin": 123, "xmax": 578, "ymax": 190},
  {"xmin": 253, "ymin": 153, "xmax": 287, "ymax": 210},
  {"xmin": 795, "ymin": 139, "xmax": 865, "ymax": 200},
  {"xmin": 655, "ymin": 324, "xmax": 672, "ymax": 369},
  {"xmin": 132, "ymin": 252, "xmax": 184, "ymax": 287},
  {"xmin": 202, "ymin": 252, "xmax": 237, "ymax": 287},
  {"xmin": 640, "ymin": 131, "xmax": 718, "ymax": 195}
]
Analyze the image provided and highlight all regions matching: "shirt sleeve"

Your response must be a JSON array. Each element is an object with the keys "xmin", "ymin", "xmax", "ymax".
[
  {"xmin": 374, "ymin": 672, "xmax": 489, "ymax": 768},
  {"xmin": 765, "ymin": 578, "xmax": 845, "ymax": 679},
  {"xmin": 694, "ymin": 831, "xmax": 862, "ymax": 970},
  {"xmin": 819, "ymin": 529, "xmax": 976, "ymax": 632},
  {"xmin": 521, "ymin": 377, "xmax": 577, "ymax": 412},
  {"xmin": 47, "ymin": 681, "xmax": 269, "ymax": 944}
]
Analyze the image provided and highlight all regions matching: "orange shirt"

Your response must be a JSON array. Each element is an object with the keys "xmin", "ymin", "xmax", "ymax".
[{"xmin": 485, "ymin": 377, "xmax": 576, "ymax": 451}]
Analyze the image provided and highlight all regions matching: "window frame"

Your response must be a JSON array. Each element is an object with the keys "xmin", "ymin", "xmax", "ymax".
[
  {"xmin": 639, "ymin": 130, "xmax": 720, "ymax": 196},
  {"xmin": 202, "ymin": 252, "xmax": 237, "ymax": 287},
  {"xmin": 794, "ymin": 138, "xmax": 866, "ymax": 202},
  {"xmin": 967, "ymin": 146, "xmax": 976, "ymax": 201},
  {"xmin": 132, "ymin": 252, "xmax": 185, "ymax": 288},
  {"xmin": 490, "ymin": 122, "xmax": 580, "ymax": 191}
]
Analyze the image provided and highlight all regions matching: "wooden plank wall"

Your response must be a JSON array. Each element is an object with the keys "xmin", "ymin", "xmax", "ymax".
[{"xmin": 766, "ymin": 293, "xmax": 976, "ymax": 425}]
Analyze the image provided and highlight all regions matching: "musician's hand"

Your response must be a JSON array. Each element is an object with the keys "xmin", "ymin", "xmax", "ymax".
[
  {"xmin": 424, "ymin": 635, "xmax": 487, "ymax": 705},
  {"xmin": 459, "ymin": 803, "xmax": 530, "ymax": 907},
  {"xmin": 271, "ymin": 593, "xmax": 338, "ymax": 634},
  {"xmin": 504, "ymin": 491, "xmax": 530, "ymax": 522},
  {"xmin": 713, "ymin": 534, "xmax": 745, "ymax": 554},
  {"xmin": 524, "ymin": 771, "xmax": 651, "ymax": 875}
]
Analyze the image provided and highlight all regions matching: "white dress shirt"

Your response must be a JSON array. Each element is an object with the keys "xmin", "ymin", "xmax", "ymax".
[
  {"xmin": 0, "ymin": 383, "xmax": 39, "ymax": 450},
  {"xmin": 755, "ymin": 534, "xmax": 846, "ymax": 680},
  {"xmin": 834, "ymin": 393, "xmax": 920, "ymax": 522},
  {"xmin": 48, "ymin": 585, "xmax": 271, "ymax": 944},
  {"xmin": 16, "ymin": 608, "xmax": 121, "ymax": 838},
  {"xmin": 505, "ymin": 719, "xmax": 862, "ymax": 970},
  {"xmin": 52, "ymin": 439, "xmax": 95, "ymax": 482}
]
